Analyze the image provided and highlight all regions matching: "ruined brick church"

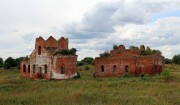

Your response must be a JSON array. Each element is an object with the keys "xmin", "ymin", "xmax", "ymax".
[
  {"xmin": 95, "ymin": 45, "xmax": 163, "ymax": 77},
  {"xmin": 20, "ymin": 36, "xmax": 77, "ymax": 80}
]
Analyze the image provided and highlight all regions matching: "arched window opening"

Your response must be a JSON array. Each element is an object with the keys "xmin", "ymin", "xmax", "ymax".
[
  {"xmin": 61, "ymin": 65, "xmax": 65, "ymax": 74},
  {"xmin": 23, "ymin": 65, "xmax": 26, "ymax": 72},
  {"xmin": 125, "ymin": 65, "xmax": 129, "ymax": 73},
  {"xmin": 155, "ymin": 66, "xmax": 157, "ymax": 69},
  {"xmin": 33, "ymin": 65, "xmax": 36, "ymax": 73},
  {"xmin": 28, "ymin": 65, "xmax": 30, "ymax": 73},
  {"xmin": 44, "ymin": 65, "xmax": 47, "ymax": 74},
  {"xmin": 39, "ymin": 67, "xmax": 42, "ymax": 74},
  {"xmin": 113, "ymin": 65, "xmax": 117, "ymax": 73},
  {"xmin": 38, "ymin": 67, "xmax": 42, "ymax": 78},
  {"xmin": 154, "ymin": 65, "xmax": 157, "ymax": 73},
  {"xmin": 38, "ymin": 46, "xmax": 41, "ymax": 55},
  {"xmin": 101, "ymin": 65, "xmax": 104, "ymax": 72}
]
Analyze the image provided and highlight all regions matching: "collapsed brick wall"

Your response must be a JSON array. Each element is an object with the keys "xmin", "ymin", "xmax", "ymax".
[
  {"xmin": 51, "ymin": 56, "xmax": 77, "ymax": 79},
  {"xmin": 95, "ymin": 45, "xmax": 163, "ymax": 77},
  {"xmin": 20, "ymin": 60, "xmax": 30, "ymax": 78},
  {"xmin": 20, "ymin": 36, "xmax": 77, "ymax": 80}
]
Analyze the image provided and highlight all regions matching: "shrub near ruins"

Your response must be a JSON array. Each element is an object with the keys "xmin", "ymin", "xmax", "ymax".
[{"xmin": 54, "ymin": 48, "xmax": 77, "ymax": 55}]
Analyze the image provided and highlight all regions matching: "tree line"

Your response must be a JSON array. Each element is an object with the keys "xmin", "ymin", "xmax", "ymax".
[
  {"xmin": 164, "ymin": 54, "xmax": 180, "ymax": 64},
  {"xmin": 0, "ymin": 57, "xmax": 26, "ymax": 69},
  {"xmin": 0, "ymin": 56, "xmax": 94, "ymax": 69},
  {"xmin": 78, "ymin": 57, "xmax": 94, "ymax": 66},
  {"xmin": 0, "ymin": 54, "xmax": 179, "ymax": 70}
]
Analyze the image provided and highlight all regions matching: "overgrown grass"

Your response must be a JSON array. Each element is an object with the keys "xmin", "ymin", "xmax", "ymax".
[{"xmin": 0, "ymin": 65, "xmax": 180, "ymax": 105}]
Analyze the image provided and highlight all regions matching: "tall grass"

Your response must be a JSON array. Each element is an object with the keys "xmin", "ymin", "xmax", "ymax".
[{"xmin": 0, "ymin": 64, "xmax": 179, "ymax": 105}]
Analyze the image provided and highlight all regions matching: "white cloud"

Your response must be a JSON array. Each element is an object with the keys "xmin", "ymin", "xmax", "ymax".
[
  {"xmin": 113, "ymin": 17, "xmax": 180, "ymax": 58},
  {"xmin": 0, "ymin": 0, "xmax": 180, "ymax": 60}
]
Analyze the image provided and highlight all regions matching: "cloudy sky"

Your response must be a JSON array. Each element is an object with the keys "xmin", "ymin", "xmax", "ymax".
[{"xmin": 0, "ymin": 0, "xmax": 180, "ymax": 60}]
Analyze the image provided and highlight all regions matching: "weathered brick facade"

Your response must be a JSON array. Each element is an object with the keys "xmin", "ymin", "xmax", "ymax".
[
  {"xmin": 20, "ymin": 36, "xmax": 77, "ymax": 80},
  {"xmin": 95, "ymin": 45, "xmax": 163, "ymax": 77}
]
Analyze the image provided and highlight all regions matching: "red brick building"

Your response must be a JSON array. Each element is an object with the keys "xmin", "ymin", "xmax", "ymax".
[
  {"xmin": 95, "ymin": 45, "xmax": 163, "ymax": 77},
  {"xmin": 20, "ymin": 36, "xmax": 77, "ymax": 80}
]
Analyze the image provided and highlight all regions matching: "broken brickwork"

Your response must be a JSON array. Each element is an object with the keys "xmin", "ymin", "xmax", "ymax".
[
  {"xmin": 20, "ymin": 36, "xmax": 77, "ymax": 80},
  {"xmin": 95, "ymin": 45, "xmax": 163, "ymax": 77}
]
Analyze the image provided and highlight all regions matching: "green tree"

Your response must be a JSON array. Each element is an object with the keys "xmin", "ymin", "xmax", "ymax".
[
  {"xmin": 113, "ymin": 44, "xmax": 118, "ymax": 50},
  {"xmin": 77, "ymin": 61, "xmax": 83, "ymax": 66},
  {"xmin": 0, "ymin": 57, "xmax": 3, "ymax": 68},
  {"xmin": 4, "ymin": 57, "xmax": 17, "ymax": 69},
  {"xmin": 4, "ymin": 62, "xmax": 10, "ymax": 69},
  {"xmin": 172, "ymin": 54, "xmax": 180, "ymax": 64},
  {"xmin": 69, "ymin": 48, "xmax": 77, "ymax": 55},
  {"xmin": 100, "ymin": 51, "xmax": 110, "ymax": 57},
  {"xmin": 16, "ymin": 57, "xmax": 24, "ymax": 69},
  {"xmin": 140, "ymin": 46, "xmax": 161, "ymax": 56},
  {"xmin": 164, "ymin": 58, "xmax": 172, "ymax": 64},
  {"xmin": 81, "ymin": 57, "xmax": 94, "ymax": 65}
]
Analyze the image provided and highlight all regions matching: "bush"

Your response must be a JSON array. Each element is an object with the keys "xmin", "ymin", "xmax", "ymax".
[
  {"xmin": 93, "ymin": 73, "xmax": 96, "ymax": 77},
  {"xmin": 129, "ymin": 46, "xmax": 139, "ymax": 50},
  {"xmin": 73, "ymin": 72, "xmax": 81, "ymax": 79},
  {"xmin": 160, "ymin": 69, "xmax": 173, "ymax": 81},
  {"xmin": 80, "ymin": 57, "xmax": 94, "ymax": 65},
  {"xmin": 78, "ymin": 68, "xmax": 82, "ymax": 71},
  {"xmin": 4, "ymin": 62, "xmax": 11, "ymax": 69},
  {"xmin": 100, "ymin": 51, "xmax": 110, "ymax": 57},
  {"xmin": 136, "ymin": 73, "xmax": 145, "ymax": 78},
  {"xmin": 113, "ymin": 44, "xmax": 118, "ymax": 50},
  {"xmin": 140, "ymin": 74, "xmax": 154, "ymax": 81},
  {"xmin": 69, "ymin": 48, "xmax": 77, "ymax": 55},
  {"xmin": 85, "ymin": 66, "xmax": 90, "ymax": 70},
  {"xmin": 123, "ymin": 74, "xmax": 130, "ymax": 78},
  {"xmin": 54, "ymin": 48, "xmax": 77, "ymax": 55},
  {"xmin": 140, "ymin": 46, "xmax": 161, "ymax": 56}
]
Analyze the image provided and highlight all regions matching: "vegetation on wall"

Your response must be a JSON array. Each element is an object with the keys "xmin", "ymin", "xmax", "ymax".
[
  {"xmin": 99, "ymin": 51, "xmax": 110, "ymax": 57},
  {"xmin": 100, "ymin": 45, "xmax": 161, "ymax": 57},
  {"xmin": 140, "ymin": 46, "xmax": 161, "ymax": 56},
  {"xmin": 113, "ymin": 44, "xmax": 118, "ymax": 50},
  {"xmin": 129, "ymin": 45, "xmax": 139, "ymax": 50},
  {"xmin": 54, "ymin": 48, "xmax": 77, "ymax": 55}
]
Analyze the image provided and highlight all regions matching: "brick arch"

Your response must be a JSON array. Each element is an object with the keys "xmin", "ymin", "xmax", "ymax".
[
  {"xmin": 113, "ymin": 65, "xmax": 117, "ymax": 73},
  {"xmin": 101, "ymin": 65, "xmax": 104, "ymax": 72},
  {"xmin": 61, "ymin": 65, "xmax": 65, "ymax": 74},
  {"xmin": 23, "ymin": 64, "xmax": 26, "ymax": 72}
]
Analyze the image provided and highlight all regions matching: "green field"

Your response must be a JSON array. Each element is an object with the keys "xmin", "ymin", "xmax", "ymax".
[{"xmin": 0, "ymin": 65, "xmax": 180, "ymax": 105}]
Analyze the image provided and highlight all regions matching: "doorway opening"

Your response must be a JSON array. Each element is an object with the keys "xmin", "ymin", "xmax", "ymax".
[{"xmin": 125, "ymin": 65, "xmax": 129, "ymax": 74}]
